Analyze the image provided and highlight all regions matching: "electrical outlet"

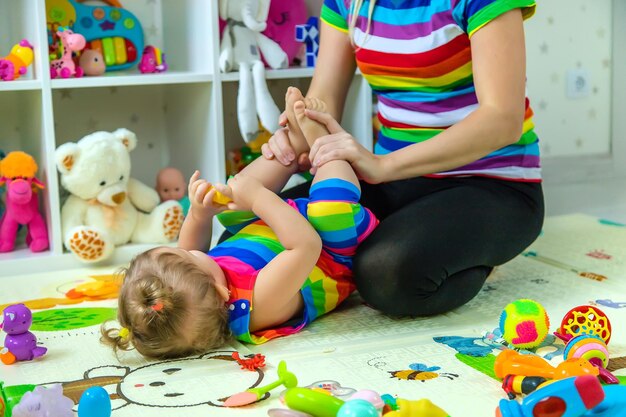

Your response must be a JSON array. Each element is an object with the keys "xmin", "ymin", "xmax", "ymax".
[{"xmin": 566, "ymin": 69, "xmax": 591, "ymax": 99}]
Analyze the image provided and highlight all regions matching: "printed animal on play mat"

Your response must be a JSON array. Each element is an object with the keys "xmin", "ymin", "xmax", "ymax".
[
  {"xmin": 434, "ymin": 329, "xmax": 565, "ymax": 361},
  {"xmin": 388, "ymin": 363, "xmax": 459, "ymax": 382},
  {"xmin": 366, "ymin": 357, "xmax": 458, "ymax": 383},
  {"xmin": 40, "ymin": 351, "xmax": 266, "ymax": 410}
]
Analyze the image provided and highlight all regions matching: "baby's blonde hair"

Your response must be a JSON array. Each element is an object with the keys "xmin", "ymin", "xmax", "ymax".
[
  {"xmin": 101, "ymin": 248, "xmax": 230, "ymax": 359},
  {"xmin": 348, "ymin": 0, "xmax": 377, "ymax": 47}
]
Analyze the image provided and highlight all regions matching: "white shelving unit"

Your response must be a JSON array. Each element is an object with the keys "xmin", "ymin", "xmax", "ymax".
[{"xmin": 0, "ymin": 0, "xmax": 372, "ymax": 277}]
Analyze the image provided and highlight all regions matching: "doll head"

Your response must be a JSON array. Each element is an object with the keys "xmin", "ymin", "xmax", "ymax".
[
  {"xmin": 101, "ymin": 248, "xmax": 230, "ymax": 359},
  {"xmin": 156, "ymin": 167, "xmax": 186, "ymax": 202}
]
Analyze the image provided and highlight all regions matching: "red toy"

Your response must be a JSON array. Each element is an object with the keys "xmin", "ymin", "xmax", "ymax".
[{"xmin": 232, "ymin": 352, "xmax": 266, "ymax": 371}]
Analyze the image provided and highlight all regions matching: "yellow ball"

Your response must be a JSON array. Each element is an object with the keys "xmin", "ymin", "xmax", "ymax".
[{"xmin": 499, "ymin": 299, "xmax": 550, "ymax": 349}]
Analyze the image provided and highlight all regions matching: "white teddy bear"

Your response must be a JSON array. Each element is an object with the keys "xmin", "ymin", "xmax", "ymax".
[{"xmin": 55, "ymin": 128, "xmax": 184, "ymax": 263}]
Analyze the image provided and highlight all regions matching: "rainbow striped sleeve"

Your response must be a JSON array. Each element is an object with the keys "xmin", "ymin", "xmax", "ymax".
[
  {"xmin": 452, "ymin": 0, "xmax": 536, "ymax": 37},
  {"xmin": 321, "ymin": 0, "xmax": 350, "ymax": 32},
  {"xmin": 216, "ymin": 210, "xmax": 259, "ymax": 235}
]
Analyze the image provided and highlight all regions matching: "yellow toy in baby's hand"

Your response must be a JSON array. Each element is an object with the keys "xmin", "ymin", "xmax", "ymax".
[{"xmin": 208, "ymin": 185, "xmax": 232, "ymax": 205}]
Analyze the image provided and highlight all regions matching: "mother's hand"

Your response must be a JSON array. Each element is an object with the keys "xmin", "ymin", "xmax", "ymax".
[
  {"xmin": 305, "ymin": 109, "xmax": 385, "ymax": 184},
  {"xmin": 261, "ymin": 123, "xmax": 311, "ymax": 172}
]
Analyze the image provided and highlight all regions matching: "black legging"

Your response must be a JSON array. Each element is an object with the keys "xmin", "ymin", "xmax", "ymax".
[{"xmin": 225, "ymin": 176, "xmax": 544, "ymax": 317}]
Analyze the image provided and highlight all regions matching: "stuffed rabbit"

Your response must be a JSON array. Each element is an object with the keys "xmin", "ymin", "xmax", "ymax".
[{"xmin": 219, "ymin": 0, "xmax": 288, "ymax": 142}]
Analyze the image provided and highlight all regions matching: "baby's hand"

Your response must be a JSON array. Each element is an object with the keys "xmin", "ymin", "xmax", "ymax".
[
  {"xmin": 187, "ymin": 170, "xmax": 229, "ymax": 221},
  {"xmin": 216, "ymin": 173, "xmax": 265, "ymax": 212}
]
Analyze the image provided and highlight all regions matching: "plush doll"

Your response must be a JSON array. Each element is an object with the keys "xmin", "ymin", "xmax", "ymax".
[
  {"xmin": 263, "ymin": 0, "xmax": 308, "ymax": 66},
  {"xmin": 0, "ymin": 151, "xmax": 49, "ymax": 253},
  {"xmin": 55, "ymin": 129, "xmax": 184, "ymax": 263},
  {"xmin": 156, "ymin": 167, "xmax": 190, "ymax": 216},
  {"xmin": 219, "ymin": 0, "xmax": 289, "ymax": 142}
]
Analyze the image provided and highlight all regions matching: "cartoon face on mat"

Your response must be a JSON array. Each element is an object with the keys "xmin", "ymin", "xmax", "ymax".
[
  {"xmin": 53, "ymin": 351, "xmax": 265, "ymax": 410},
  {"xmin": 121, "ymin": 353, "xmax": 263, "ymax": 407}
]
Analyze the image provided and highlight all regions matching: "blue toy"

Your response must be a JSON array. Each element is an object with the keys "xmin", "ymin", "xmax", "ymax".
[
  {"xmin": 582, "ymin": 385, "xmax": 626, "ymax": 417},
  {"xmin": 496, "ymin": 375, "xmax": 605, "ymax": 417},
  {"xmin": 46, "ymin": 0, "xmax": 144, "ymax": 71},
  {"xmin": 77, "ymin": 387, "xmax": 111, "ymax": 417},
  {"xmin": 295, "ymin": 17, "xmax": 319, "ymax": 68}
]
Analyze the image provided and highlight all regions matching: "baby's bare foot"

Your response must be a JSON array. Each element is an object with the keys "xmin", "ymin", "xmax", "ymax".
[
  {"xmin": 294, "ymin": 98, "xmax": 329, "ymax": 147},
  {"xmin": 284, "ymin": 87, "xmax": 309, "ymax": 154}
]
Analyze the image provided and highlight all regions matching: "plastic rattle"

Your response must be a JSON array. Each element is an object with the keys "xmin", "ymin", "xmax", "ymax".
[
  {"xmin": 501, "ymin": 375, "xmax": 548, "ymax": 399},
  {"xmin": 77, "ymin": 386, "xmax": 111, "ymax": 417},
  {"xmin": 384, "ymin": 398, "xmax": 450, "ymax": 417},
  {"xmin": 224, "ymin": 360, "xmax": 297, "ymax": 407},
  {"xmin": 284, "ymin": 387, "xmax": 345, "ymax": 417},
  {"xmin": 494, "ymin": 349, "xmax": 598, "ymax": 380},
  {"xmin": 555, "ymin": 305, "xmax": 611, "ymax": 344},
  {"xmin": 496, "ymin": 375, "xmax": 605, "ymax": 417},
  {"xmin": 337, "ymin": 399, "xmax": 378, "ymax": 417},
  {"xmin": 563, "ymin": 334, "xmax": 618, "ymax": 384}
]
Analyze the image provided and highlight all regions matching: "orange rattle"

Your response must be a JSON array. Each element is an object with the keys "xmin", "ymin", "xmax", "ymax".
[{"xmin": 494, "ymin": 349, "xmax": 599, "ymax": 380}]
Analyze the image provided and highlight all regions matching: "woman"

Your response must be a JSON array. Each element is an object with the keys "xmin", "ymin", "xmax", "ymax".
[{"xmin": 261, "ymin": 0, "xmax": 544, "ymax": 317}]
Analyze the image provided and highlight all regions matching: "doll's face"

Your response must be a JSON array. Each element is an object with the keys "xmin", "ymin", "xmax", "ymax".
[{"xmin": 156, "ymin": 168, "xmax": 186, "ymax": 201}]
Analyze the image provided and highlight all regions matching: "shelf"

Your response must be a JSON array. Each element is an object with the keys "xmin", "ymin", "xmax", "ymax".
[
  {"xmin": 0, "ymin": 243, "xmax": 169, "ymax": 277},
  {"xmin": 0, "ymin": 80, "xmax": 42, "ymax": 92},
  {"xmin": 50, "ymin": 71, "xmax": 213, "ymax": 89},
  {"xmin": 220, "ymin": 67, "xmax": 315, "ymax": 82}
]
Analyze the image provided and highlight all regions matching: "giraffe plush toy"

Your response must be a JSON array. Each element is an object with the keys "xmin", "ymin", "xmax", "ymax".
[{"xmin": 50, "ymin": 28, "xmax": 86, "ymax": 79}]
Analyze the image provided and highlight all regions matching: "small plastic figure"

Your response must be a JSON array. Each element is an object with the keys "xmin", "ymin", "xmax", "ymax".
[
  {"xmin": 0, "ymin": 39, "xmax": 34, "ymax": 81},
  {"xmin": 50, "ymin": 28, "xmax": 86, "ymax": 79},
  {"xmin": 1, "ymin": 304, "xmax": 47, "ymax": 364},
  {"xmin": 138, "ymin": 45, "xmax": 167, "ymax": 74}
]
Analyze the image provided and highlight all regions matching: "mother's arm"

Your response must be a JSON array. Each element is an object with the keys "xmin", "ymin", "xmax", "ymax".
[
  {"xmin": 261, "ymin": 21, "xmax": 356, "ymax": 167},
  {"xmin": 309, "ymin": 9, "xmax": 528, "ymax": 183}
]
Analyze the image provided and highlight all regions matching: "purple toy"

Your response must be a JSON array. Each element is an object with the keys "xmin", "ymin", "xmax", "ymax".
[
  {"xmin": 1, "ymin": 304, "xmax": 47, "ymax": 364},
  {"xmin": 12, "ymin": 384, "xmax": 73, "ymax": 417},
  {"xmin": 138, "ymin": 45, "xmax": 167, "ymax": 74}
]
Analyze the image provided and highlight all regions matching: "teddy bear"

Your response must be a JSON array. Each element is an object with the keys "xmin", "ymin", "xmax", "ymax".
[{"xmin": 55, "ymin": 128, "xmax": 184, "ymax": 263}]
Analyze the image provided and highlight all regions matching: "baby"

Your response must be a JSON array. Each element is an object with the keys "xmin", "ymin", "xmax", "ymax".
[{"xmin": 102, "ymin": 88, "xmax": 378, "ymax": 358}]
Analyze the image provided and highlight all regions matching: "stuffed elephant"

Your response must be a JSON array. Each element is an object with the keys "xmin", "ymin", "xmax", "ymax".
[{"xmin": 219, "ymin": 0, "xmax": 289, "ymax": 142}]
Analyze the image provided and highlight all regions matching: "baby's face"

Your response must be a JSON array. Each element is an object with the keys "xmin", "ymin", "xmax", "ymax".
[{"xmin": 157, "ymin": 175, "xmax": 186, "ymax": 201}]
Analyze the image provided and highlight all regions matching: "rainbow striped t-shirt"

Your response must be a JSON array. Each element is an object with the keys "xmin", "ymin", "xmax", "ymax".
[{"xmin": 321, "ymin": 0, "xmax": 541, "ymax": 182}]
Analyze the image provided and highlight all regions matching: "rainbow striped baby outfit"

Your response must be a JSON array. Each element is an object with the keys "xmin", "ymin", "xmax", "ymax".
[
  {"xmin": 209, "ymin": 178, "xmax": 378, "ymax": 344},
  {"xmin": 322, "ymin": 0, "xmax": 540, "ymax": 182}
]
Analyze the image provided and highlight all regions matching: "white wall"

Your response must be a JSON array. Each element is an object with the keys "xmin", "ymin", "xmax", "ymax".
[{"xmin": 525, "ymin": 0, "xmax": 612, "ymax": 158}]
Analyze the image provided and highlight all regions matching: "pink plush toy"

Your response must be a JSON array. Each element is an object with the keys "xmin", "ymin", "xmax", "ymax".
[
  {"xmin": 263, "ymin": 0, "xmax": 308, "ymax": 66},
  {"xmin": 0, "ymin": 151, "xmax": 49, "ymax": 253}
]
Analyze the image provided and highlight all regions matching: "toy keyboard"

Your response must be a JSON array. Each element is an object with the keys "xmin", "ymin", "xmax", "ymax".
[{"xmin": 46, "ymin": 0, "xmax": 144, "ymax": 71}]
